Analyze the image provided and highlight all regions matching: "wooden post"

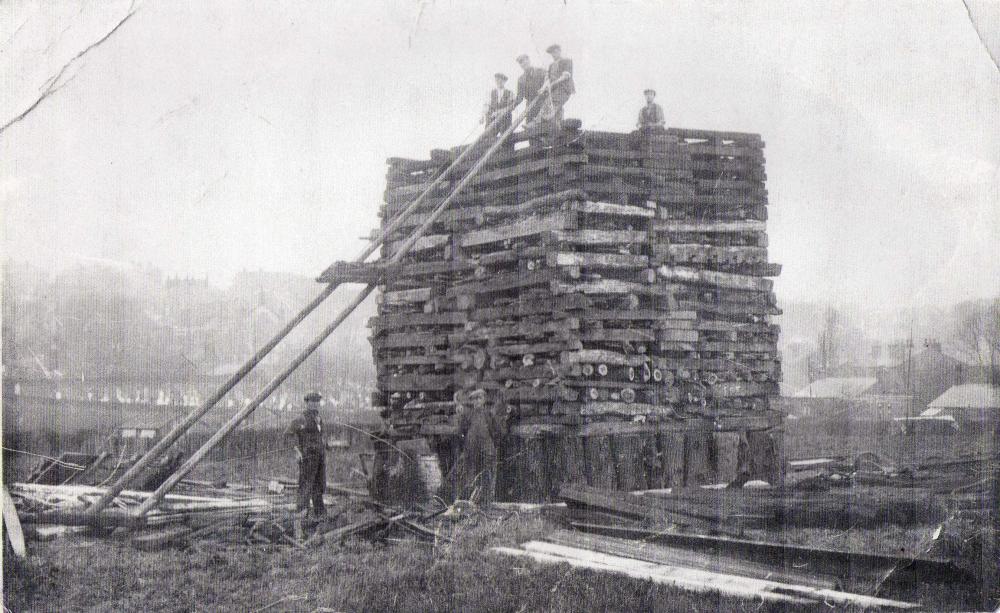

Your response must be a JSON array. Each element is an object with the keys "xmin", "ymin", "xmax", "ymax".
[
  {"xmin": 562, "ymin": 435, "xmax": 588, "ymax": 486},
  {"xmin": 714, "ymin": 431, "xmax": 741, "ymax": 485},
  {"xmin": 613, "ymin": 434, "xmax": 646, "ymax": 492},
  {"xmin": 686, "ymin": 431, "xmax": 715, "ymax": 486},
  {"xmin": 585, "ymin": 436, "xmax": 617, "ymax": 490},
  {"xmin": 662, "ymin": 432, "xmax": 686, "ymax": 487},
  {"xmin": 522, "ymin": 436, "xmax": 549, "ymax": 502},
  {"xmin": 643, "ymin": 433, "xmax": 665, "ymax": 489}
]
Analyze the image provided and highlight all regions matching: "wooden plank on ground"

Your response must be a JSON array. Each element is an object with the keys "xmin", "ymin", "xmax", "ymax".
[{"xmin": 544, "ymin": 530, "xmax": 840, "ymax": 590}]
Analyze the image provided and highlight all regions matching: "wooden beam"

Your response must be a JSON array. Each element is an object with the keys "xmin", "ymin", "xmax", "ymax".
[
  {"xmin": 544, "ymin": 530, "xmax": 839, "ymax": 590},
  {"xmin": 460, "ymin": 211, "xmax": 578, "ymax": 247},
  {"xmin": 653, "ymin": 219, "xmax": 766, "ymax": 233},
  {"xmin": 547, "ymin": 252, "xmax": 649, "ymax": 269},
  {"xmin": 658, "ymin": 266, "xmax": 774, "ymax": 292}
]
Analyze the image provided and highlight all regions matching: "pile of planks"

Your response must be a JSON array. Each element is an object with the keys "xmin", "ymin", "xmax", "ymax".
[
  {"xmin": 326, "ymin": 124, "xmax": 783, "ymax": 500},
  {"xmin": 10, "ymin": 482, "xmax": 291, "ymax": 529},
  {"xmin": 493, "ymin": 530, "xmax": 922, "ymax": 609},
  {"xmin": 9, "ymin": 480, "xmax": 444, "ymax": 551}
]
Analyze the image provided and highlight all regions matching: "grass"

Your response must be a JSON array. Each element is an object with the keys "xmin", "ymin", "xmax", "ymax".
[
  {"xmin": 5, "ymin": 420, "xmax": 995, "ymax": 612},
  {"xmin": 5, "ymin": 511, "xmax": 987, "ymax": 613}
]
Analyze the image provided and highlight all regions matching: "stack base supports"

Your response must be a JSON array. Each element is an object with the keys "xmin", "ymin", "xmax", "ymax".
[{"xmin": 372, "ymin": 422, "xmax": 783, "ymax": 502}]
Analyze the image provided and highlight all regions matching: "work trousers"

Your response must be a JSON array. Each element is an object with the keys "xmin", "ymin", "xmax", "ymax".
[
  {"xmin": 297, "ymin": 451, "xmax": 327, "ymax": 516},
  {"xmin": 549, "ymin": 90, "xmax": 571, "ymax": 125}
]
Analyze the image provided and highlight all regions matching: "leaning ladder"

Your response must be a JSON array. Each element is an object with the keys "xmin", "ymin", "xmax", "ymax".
[{"xmin": 88, "ymin": 79, "xmax": 561, "ymax": 520}]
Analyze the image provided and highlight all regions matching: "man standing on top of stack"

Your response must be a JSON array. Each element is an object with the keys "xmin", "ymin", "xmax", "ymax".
[
  {"xmin": 482, "ymin": 72, "xmax": 513, "ymax": 137},
  {"xmin": 637, "ymin": 88, "xmax": 666, "ymax": 132},
  {"xmin": 284, "ymin": 391, "xmax": 331, "ymax": 518},
  {"xmin": 512, "ymin": 54, "xmax": 548, "ymax": 128},
  {"xmin": 544, "ymin": 44, "xmax": 575, "ymax": 128}
]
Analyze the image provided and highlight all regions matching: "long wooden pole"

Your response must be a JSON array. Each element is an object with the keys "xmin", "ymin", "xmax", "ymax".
[
  {"xmin": 135, "ymin": 84, "xmax": 557, "ymax": 516},
  {"xmin": 86, "ymin": 110, "xmax": 514, "ymax": 517}
]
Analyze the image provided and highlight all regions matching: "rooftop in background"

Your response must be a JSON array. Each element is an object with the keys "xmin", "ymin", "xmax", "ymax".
[
  {"xmin": 927, "ymin": 384, "xmax": 1000, "ymax": 411},
  {"xmin": 793, "ymin": 377, "xmax": 877, "ymax": 399}
]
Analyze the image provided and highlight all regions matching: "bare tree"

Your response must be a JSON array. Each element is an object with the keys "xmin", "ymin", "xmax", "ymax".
[{"xmin": 953, "ymin": 298, "xmax": 1000, "ymax": 384}]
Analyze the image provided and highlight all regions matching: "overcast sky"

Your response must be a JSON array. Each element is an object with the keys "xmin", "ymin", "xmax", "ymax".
[{"xmin": 2, "ymin": 0, "xmax": 998, "ymax": 309}]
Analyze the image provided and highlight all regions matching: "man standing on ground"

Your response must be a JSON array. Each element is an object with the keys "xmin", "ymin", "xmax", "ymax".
[
  {"xmin": 448, "ymin": 389, "xmax": 508, "ymax": 505},
  {"xmin": 482, "ymin": 72, "xmax": 513, "ymax": 137},
  {"xmin": 544, "ymin": 44, "xmax": 575, "ymax": 128},
  {"xmin": 284, "ymin": 391, "xmax": 330, "ymax": 517},
  {"xmin": 511, "ymin": 54, "xmax": 548, "ymax": 128},
  {"xmin": 637, "ymin": 88, "xmax": 666, "ymax": 132}
]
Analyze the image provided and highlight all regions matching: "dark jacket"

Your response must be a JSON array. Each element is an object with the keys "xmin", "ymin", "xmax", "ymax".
[
  {"xmin": 488, "ymin": 87, "xmax": 513, "ymax": 114},
  {"xmin": 514, "ymin": 66, "xmax": 547, "ymax": 107},
  {"xmin": 638, "ymin": 102, "xmax": 665, "ymax": 128},
  {"xmin": 548, "ymin": 57, "xmax": 575, "ymax": 97},
  {"xmin": 285, "ymin": 412, "xmax": 325, "ymax": 455}
]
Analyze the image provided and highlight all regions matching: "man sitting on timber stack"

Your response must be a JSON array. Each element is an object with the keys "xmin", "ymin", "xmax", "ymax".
[
  {"xmin": 637, "ymin": 88, "xmax": 666, "ymax": 132},
  {"xmin": 543, "ymin": 44, "xmax": 575, "ymax": 129},
  {"xmin": 284, "ymin": 391, "xmax": 332, "ymax": 518},
  {"xmin": 511, "ymin": 54, "xmax": 548, "ymax": 129},
  {"xmin": 482, "ymin": 72, "xmax": 513, "ymax": 137}
]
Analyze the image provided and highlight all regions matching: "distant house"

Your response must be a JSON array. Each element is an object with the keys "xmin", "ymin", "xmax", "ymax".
[
  {"xmin": 868, "ymin": 341, "xmax": 967, "ymax": 410},
  {"xmin": 794, "ymin": 377, "xmax": 876, "ymax": 399},
  {"xmin": 784, "ymin": 376, "xmax": 911, "ymax": 421},
  {"xmin": 922, "ymin": 384, "xmax": 1000, "ymax": 428}
]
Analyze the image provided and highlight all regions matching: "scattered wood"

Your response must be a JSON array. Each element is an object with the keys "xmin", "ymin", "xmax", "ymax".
[
  {"xmin": 545, "ymin": 529, "xmax": 839, "ymax": 589},
  {"xmin": 492, "ymin": 541, "xmax": 918, "ymax": 609},
  {"xmin": 567, "ymin": 521, "xmax": 962, "ymax": 581},
  {"xmin": 131, "ymin": 526, "xmax": 193, "ymax": 551}
]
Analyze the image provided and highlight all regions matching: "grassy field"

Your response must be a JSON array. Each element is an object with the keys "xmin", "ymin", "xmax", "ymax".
[
  {"xmin": 5, "ymin": 419, "xmax": 995, "ymax": 612},
  {"xmin": 5, "ymin": 510, "xmax": 988, "ymax": 613}
]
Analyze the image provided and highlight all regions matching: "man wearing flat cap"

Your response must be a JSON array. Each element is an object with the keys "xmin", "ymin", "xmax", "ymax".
[
  {"xmin": 637, "ymin": 88, "xmax": 666, "ymax": 132},
  {"xmin": 447, "ymin": 388, "xmax": 509, "ymax": 504},
  {"xmin": 483, "ymin": 72, "xmax": 514, "ymax": 138},
  {"xmin": 544, "ymin": 44, "xmax": 575, "ymax": 127},
  {"xmin": 511, "ymin": 54, "xmax": 548, "ymax": 127},
  {"xmin": 284, "ymin": 391, "xmax": 331, "ymax": 517}
]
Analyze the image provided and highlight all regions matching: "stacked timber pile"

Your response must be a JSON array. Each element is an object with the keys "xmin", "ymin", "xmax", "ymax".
[{"xmin": 322, "ymin": 123, "xmax": 782, "ymax": 501}]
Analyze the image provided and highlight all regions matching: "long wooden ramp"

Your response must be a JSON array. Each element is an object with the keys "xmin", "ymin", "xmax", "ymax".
[{"xmin": 85, "ymin": 78, "xmax": 563, "ymax": 521}]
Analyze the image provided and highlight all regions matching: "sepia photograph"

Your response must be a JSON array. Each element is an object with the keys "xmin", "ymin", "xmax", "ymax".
[{"xmin": 2, "ymin": 1, "xmax": 998, "ymax": 611}]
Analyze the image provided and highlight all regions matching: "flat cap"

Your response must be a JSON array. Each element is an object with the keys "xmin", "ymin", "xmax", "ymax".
[
  {"xmin": 516, "ymin": 53, "xmax": 530, "ymax": 62},
  {"xmin": 546, "ymin": 44, "xmax": 561, "ymax": 53},
  {"xmin": 494, "ymin": 72, "xmax": 508, "ymax": 81},
  {"xmin": 303, "ymin": 391, "xmax": 323, "ymax": 403},
  {"xmin": 644, "ymin": 88, "xmax": 656, "ymax": 95}
]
